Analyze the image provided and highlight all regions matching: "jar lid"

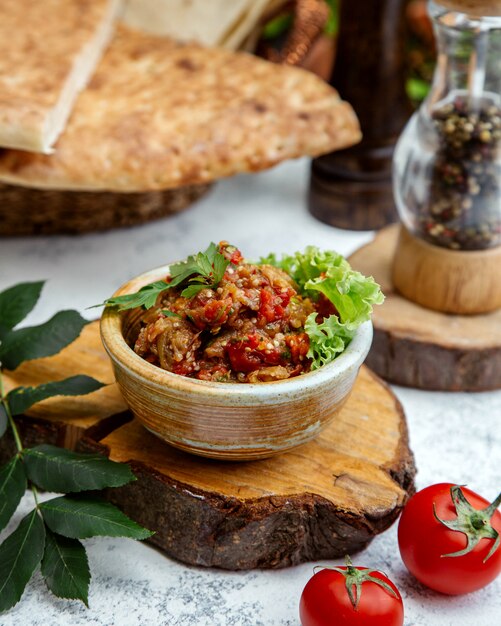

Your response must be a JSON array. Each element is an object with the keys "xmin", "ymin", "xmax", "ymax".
[{"xmin": 434, "ymin": 0, "xmax": 501, "ymax": 17}]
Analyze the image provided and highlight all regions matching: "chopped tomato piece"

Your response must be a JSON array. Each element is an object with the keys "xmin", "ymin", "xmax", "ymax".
[
  {"xmin": 203, "ymin": 298, "xmax": 232, "ymax": 324},
  {"xmin": 286, "ymin": 333, "xmax": 310, "ymax": 363},
  {"xmin": 258, "ymin": 287, "xmax": 293, "ymax": 325},
  {"xmin": 226, "ymin": 333, "xmax": 282, "ymax": 372},
  {"xmin": 196, "ymin": 362, "xmax": 231, "ymax": 381},
  {"xmin": 172, "ymin": 361, "xmax": 196, "ymax": 376},
  {"xmin": 219, "ymin": 241, "xmax": 243, "ymax": 265}
]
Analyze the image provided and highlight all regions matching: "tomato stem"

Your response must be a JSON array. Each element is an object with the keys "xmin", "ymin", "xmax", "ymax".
[
  {"xmin": 325, "ymin": 555, "xmax": 398, "ymax": 610},
  {"xmin": 433, "ymin": 485, "xmax": 501, "ymax": 563}
]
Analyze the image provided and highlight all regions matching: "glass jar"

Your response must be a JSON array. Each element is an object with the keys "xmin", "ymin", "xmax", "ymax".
[{"xmin": 393, "ymin": 0, "xmax": 501, "ymax": 251}]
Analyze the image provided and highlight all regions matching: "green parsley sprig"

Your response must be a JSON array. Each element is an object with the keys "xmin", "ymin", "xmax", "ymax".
[{"xmin": 101, "ymin": 243, "xmax": 230, "ymax": 311}]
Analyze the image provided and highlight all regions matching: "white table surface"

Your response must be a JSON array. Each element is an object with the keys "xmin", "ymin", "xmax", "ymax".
[{"xmin": 0, "ymin": 158, "xmax": 499, "ymax": 626}]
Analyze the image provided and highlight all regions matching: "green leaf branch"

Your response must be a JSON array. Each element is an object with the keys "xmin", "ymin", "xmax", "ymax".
[
  {"xmin": 0, "ymin": 282, "xmax": 153, "ymax": 612},
  {"xmin": 100, "ymin": 242, "xmax": 230, "ymax": 311}
]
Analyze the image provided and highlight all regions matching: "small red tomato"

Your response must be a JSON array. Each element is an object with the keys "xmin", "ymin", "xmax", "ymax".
[
  {"xmin": 299, "ymin": 557, "xmax": 404, "ymax": 626},
  {"xmin": 398, "ymin": 483, "xmax": 501, "ymax": 595}
]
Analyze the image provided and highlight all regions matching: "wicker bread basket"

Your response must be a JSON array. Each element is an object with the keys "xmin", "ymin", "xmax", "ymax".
[{"xmin": 0, "ymin": 182, "xmax": 211, "ymax": 236}]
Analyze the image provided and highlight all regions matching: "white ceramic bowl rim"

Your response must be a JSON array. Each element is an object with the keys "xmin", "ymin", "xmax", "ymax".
[{"xmin": 101, "ymin": 264, "xmax": 373, "ymax": 399}]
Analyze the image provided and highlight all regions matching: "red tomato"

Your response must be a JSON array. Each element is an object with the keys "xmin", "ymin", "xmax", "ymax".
[
  {"xmin": 258, "ymin": 288, "xmax": 284, "ymax": 324},
  {"xmin": 226, "ymin": 333, "xmax": 282, "ymax": 372},
  {"xmin": 202, "ymin": 298, "xmax": 232, "ymax": 325},
  {"xmin": 285, "ymin": 333, "xmax": 310, "ymax": 364},
  {"xmin": 299, "ymin": 562, "xmax": 404, "ymax": 626},
  {"xmin": 226, "ymin": 343, "xmax": 263, "ymax": 372},
  {"xmin": 398, "ymin": 483, "xmax": 501, "ymax": 595}
]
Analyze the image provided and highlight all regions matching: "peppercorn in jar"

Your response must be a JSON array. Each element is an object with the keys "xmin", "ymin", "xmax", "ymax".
[{"xmin": 394, "ymin": 1, "xmax": 501, "ymax": 251}]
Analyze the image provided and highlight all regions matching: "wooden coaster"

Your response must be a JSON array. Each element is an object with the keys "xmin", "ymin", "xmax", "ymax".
[
  {"xmin": 349, "ymin": 225, "xmax": 501, "ymax": 391},
  {"xmin": 2, "ymin": 320, "xmax": 415, "ymax": 570},
  {"xmin": 81, "ymin": 365, "xmax": 415, "ymax": 570}
]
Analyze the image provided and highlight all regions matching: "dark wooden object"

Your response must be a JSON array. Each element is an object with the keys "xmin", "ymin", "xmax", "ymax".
[
  {"xmin": 2, "ymin": 321, "xmax": 415, "ymax": 570},
  {"xmin": 349, "ymin": 225, "xmax": 501, "ymax": 391},
  {"xmin": 309, "ymin": 0, "xmax": 412, "ymax": 230}
]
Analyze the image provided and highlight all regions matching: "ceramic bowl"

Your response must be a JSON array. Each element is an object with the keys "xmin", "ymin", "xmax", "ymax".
[{"xmin": 100, "ymin": 265, "xmax": 373, "ymax": 461}]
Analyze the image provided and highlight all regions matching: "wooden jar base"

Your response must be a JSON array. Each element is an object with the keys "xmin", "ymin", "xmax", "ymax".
[
  {"xmin": 349, "ymin": 225, "xmax": 501, "ymax": 391},
  {"xmin": 393, "ymin": 226, "xmax": 501, "ymax": 315},
  {"xmin": 1, "ymin": 321, "xmax": 415, "ymax": 570}
]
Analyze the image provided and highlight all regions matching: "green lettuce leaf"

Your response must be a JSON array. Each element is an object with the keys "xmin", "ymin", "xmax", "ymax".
[
  {"xmin": 304, "ymin": 313, "xmax": 356, "ymax": 370},
  {"xmin": 261, "ymin": 247, "xmax": 383, "ymax": 368},
  {"xmin": 261, "ymin": 246, "xmax": 383, "ymax": 323},
  {"xmin": 304, "ymin": 270, "xmax": 383, "ymax": 327}
]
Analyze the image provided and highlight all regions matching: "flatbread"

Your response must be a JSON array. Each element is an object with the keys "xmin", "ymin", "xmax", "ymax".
[
  {"xmin": 0, "ymin": 0, "xmax": 121, "ymax": 153},
  {"xmin": 122, "ymin": 0, "xmax": 253, "ymax": 47},
  {"xmin": 0, "ymin": 25, "xmax": 361, "ymax": 192}
]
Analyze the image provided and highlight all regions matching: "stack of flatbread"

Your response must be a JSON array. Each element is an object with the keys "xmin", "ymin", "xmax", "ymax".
[{"xmin": 0, "ymin": 0, "xmax": 361, "ymax": 234}]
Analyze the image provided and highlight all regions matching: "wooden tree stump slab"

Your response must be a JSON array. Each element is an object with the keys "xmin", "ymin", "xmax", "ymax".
[
  {"xmin": 349, "ymin": 225, "xmax": 501, "ymax": 391},
  {"xmin": 81, "ymin": 366, "xmax": 415, "ymax": 570},
  {"xmin": 2, "ymin": 319, "xmax": 415, "ymax": 569},
  {"xmin": 1, "ymin": 322, "xmax": 129, "ymax": 464}
]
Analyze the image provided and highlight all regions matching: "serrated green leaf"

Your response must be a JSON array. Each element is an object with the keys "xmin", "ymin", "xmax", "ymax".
[
  {"xmin": 188, "ymin": 276, "xmax": 209, "ymax": 284},
  {"xmin": 168, "ymin": 260, "xmax": 201, "ymax": 287},
  {"xmin": 181, "ymin": 284, "xmax": 208, "ymax": 299},
  {"xmin": 0, "ymin": 404, "xmax": 7, "ymax": 438},
  {"xmin": 100, "ymin": 280, "xmax": 170, "ymax": 312},
  {"xmin": 41, "ymin": 529, "xmax": 90, "ymax": 606},
  {"xmin": 7, "ymin": 375, "xmax": 105, "ymax": 417},
  {"xmin": 195, "ymin": 252, "xmax": 212, "ymax": 276},
  {"xmin": 40, "ymin": 496, "xmax": 153, "ymax": 540},
  {"xmin": 0, "ymin": 310, "xmax": 88, "ymax": 371},
  {"xmin": 0, "ymin": 281, "xmax": 44, "ymax": 340},
  {"xmin": 0, "ymin": 457, "xmax": 27, "ymax": 532},
  {"xmin": 203, "ymin": 242, "xmax": 218, "ymax": 264},
  {"xmin": 325, "ymin": 0, "xmax": 339, "ymax": 36},
  {"xmin": 0, "ymin": 510, "xmax": 45, "ymax": 612},
  {"xmin": 212, "ymin": 253, "xmax": 230, "ymax": 283},
  {"xmin": 24, "ymin": 445, "xmax": 135, "ymax": 493},
  {"xmin": 101, "ymin": 242, "xmax": 233, "ymax": 312}
]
